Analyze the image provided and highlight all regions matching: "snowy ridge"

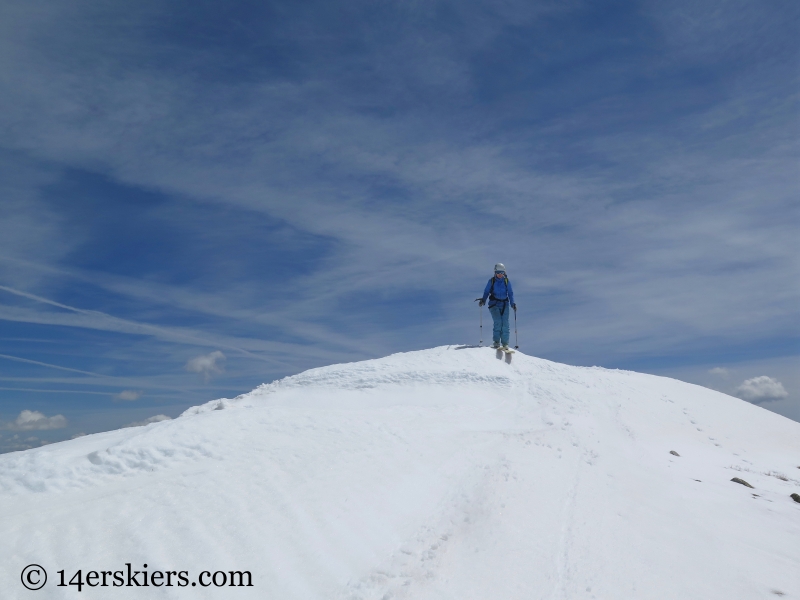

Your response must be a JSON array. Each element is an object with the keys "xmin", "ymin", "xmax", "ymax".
[{"xmin": 1, "ymin": 346, "xmax": 799, "ymax": 599}]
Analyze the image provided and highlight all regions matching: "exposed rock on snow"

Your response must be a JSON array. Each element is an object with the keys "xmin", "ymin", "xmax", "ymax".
[
  {"xmin": 791, "ymin": 493, "xmax": 800, "ymax": 504},
  {"xmin": 670, "ymin": 450, "xmax": 680, "ymax": 456},
  {"xmin": 731, "ymin": 477, "xmax": 754, "ymax": 488},
  {"xmin": 0, "ymin": 346, "xmax": 798, "ymax": 599}
]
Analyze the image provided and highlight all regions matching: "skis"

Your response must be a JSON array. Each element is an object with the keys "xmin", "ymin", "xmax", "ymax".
[{"xmin": 492, "ymin": 346, "xmax": 515, "ymax": 354}]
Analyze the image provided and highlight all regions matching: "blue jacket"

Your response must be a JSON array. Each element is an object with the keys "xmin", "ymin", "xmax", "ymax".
[{"xmin": 482, "ymin": 276, "xmax": 514, "ymax": 308}]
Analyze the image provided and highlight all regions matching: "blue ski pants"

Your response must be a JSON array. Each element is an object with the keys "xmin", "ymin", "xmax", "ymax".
[{"xmin": 488, "ymin": 302, "xmax": 510, "ymax": 345}]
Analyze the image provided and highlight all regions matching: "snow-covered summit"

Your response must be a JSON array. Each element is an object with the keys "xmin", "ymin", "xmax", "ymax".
[{"xmin": 2, "ymin": 346, "xmax": 798, "ymax": 598}]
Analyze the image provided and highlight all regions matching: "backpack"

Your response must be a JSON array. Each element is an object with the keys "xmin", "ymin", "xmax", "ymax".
[{"xmin": 489, "ymin": 276, "xmax": 510, "ymax": 302}]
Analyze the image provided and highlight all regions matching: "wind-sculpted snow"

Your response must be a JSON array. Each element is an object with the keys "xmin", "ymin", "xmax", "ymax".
[
  {"xmin": 1, "ymin": 346, "xmax": 798, "ymax": 599},
  {"xmin": 259, "ymin": 366, "xmax": 514, "ymax": 392},
  {"xmin": 183, "ymin": 348, "xmax": 518, "ymax": 416},
  {"xmin": 253, "ymin": 348, "xmax": 521, "ymax": 394},
  {"xmin": 0, "ymin": 416, "xmax": 220, "ymax": 495}
]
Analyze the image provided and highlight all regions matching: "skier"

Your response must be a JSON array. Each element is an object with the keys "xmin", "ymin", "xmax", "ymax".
[{"xmin": 478, "ymin": 263, "xmax": 516, "ymax": 350}]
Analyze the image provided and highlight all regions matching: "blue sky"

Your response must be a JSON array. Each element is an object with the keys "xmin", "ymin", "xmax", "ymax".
[{"xmin": 0, "ymin": 0, "xmax": 798, "ymax": 451}]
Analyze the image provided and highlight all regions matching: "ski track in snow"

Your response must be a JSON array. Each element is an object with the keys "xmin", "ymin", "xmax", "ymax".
[{"xmin": 1, "ymin": 346, "xmax": 799, "ymax": 599}]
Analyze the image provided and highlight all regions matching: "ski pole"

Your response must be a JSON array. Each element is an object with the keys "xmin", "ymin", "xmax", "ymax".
[
  {"xmin": 514, "ymin": 305, "xmax": 519, "ymax": 349},
  {"xmin": 474, "ymin": 298, "xmax": 483, "ymax": 346}
]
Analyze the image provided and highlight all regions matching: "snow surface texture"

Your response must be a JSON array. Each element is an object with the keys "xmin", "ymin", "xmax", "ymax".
[{"xmin": 2, "ymin": 347, "xmax": 799, "ymax": 599}]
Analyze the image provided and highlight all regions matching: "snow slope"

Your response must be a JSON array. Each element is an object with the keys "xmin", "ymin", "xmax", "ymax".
[{"xmin": 2, "ymin": 346, "xmax": 799, "ymax": 599}]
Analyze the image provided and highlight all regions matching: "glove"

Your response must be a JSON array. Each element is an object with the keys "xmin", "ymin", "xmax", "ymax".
[
  {"xmin": 512, "ymin": 303, "xmax": 517, "ymax": 311},
  {"xmin": 478, "ymin": 298, "xmax": 486, "ymax": 307}
]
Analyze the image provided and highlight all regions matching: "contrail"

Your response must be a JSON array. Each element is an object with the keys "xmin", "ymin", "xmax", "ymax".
[
  {"xmin": 0, "ymin": 284, "xmax": 277, "ymax": 361},
  {"xmin": 0, "ymin": 353, "xmax": 106, "ymax": 377}
]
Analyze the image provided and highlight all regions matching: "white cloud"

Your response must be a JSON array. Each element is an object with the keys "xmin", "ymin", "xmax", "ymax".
[
  {"xmin": 4, "ymin": 409, "xmax": 67, "ymax": 430},
  {"xmin": 114, "ymin": 389, "xmax": 142, "ymax": 402},
  {"xmin": 708, "ymin": 367, "xmax": 729, "ymax": 378},
  {"xmin": 122, "ymin": 414, "xmax": 171, "ymax": 428},
  {"xmin": 185, "ymin": 350, "xmax": 226, "ymax": 381},
  {"xmin": 735, "ymin": 376, "xmax": 788, "ymax": 404}
]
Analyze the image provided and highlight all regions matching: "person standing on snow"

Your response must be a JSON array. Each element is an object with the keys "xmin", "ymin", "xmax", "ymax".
[{"xmin": 478, "ymin": 263, "xmax": 516, "ymax": 350}]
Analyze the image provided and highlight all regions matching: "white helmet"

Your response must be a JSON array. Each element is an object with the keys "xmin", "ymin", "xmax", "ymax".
[{"xmin": 494, "ymin": 263, "xmax": 506, "ymax": 273}]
